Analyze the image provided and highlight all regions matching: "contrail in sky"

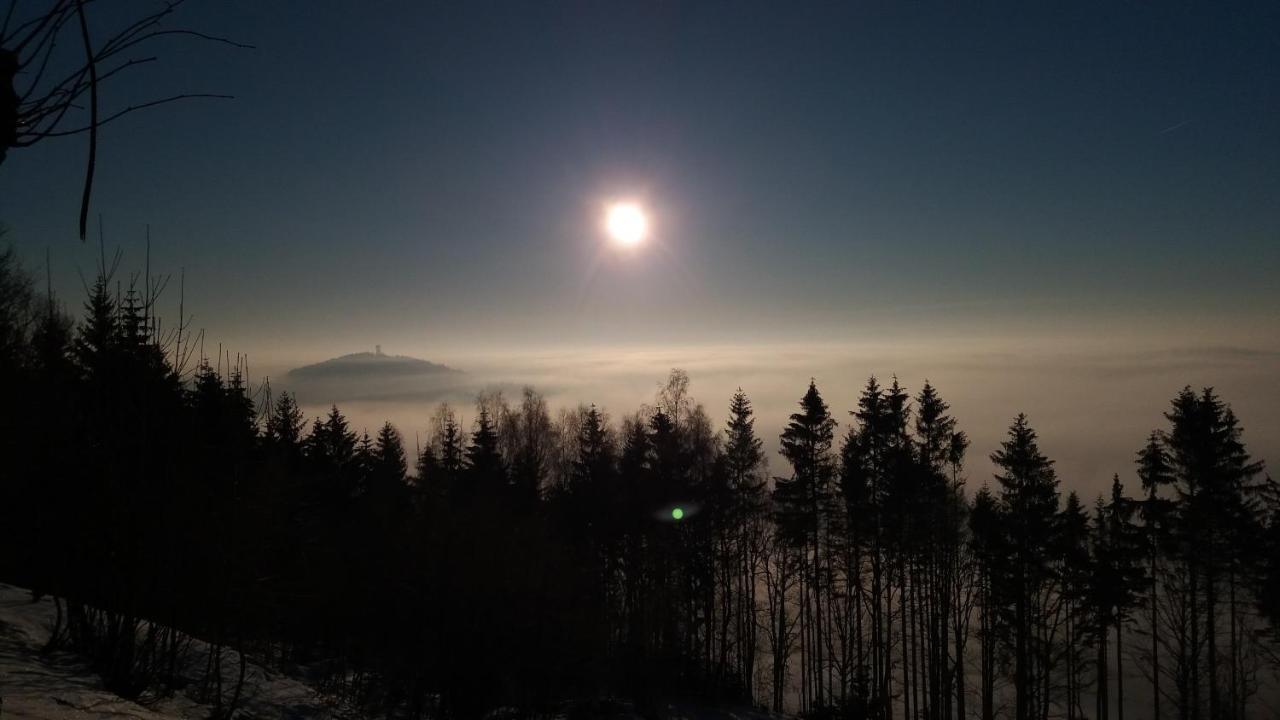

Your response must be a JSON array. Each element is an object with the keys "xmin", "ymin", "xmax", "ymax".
[{"xmin": 1159, "ymin": 119, "xmax": 1192, "ymax": 134}]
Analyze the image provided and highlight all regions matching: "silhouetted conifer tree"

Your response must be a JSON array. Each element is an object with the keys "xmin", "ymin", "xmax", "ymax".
[
  {"xmin": 1136, "ymin": 430, "xmax": 1175, "ymax": 720},
  {"xmin": 306, "ymin": 404, "xmax": 358, "ymax": 498},
  {"xmin": 775, "ymin": 379, "xmax": 836, "ymax": 711},
  {"xmin": 1161, "ymin": 387, "xmax": 1266, "ymax": 718},
  {"xmin": 1101, "ymin": 475, "xmax": 1146, "ymax": 720},
  {"xmin": 373, "ymin": 421, "xmax": 408, "ymax": 488},
  {"xmin": 265, "ymin": 391, "xmax": 305, "ymax": 450},
  {"xmin": 990, "ymin": 413, "xmax": 1059, "ymax": 720},
  {"xmin": 720, "ymin": 389, "xmax": 768, "ymax": 698},
  {"xmin": 968, "ymin": 484, "xmax": 1004, "ymax": 720},
  {"xmin": 1056, "ymin": 491, "xmax": 1093, "ymax": 720},
  {"xmin": 466, "ymin": 406, "xmax": 506, "ymax": 500}
]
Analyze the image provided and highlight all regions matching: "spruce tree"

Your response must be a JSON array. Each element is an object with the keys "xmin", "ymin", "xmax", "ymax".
[
  {"xmin": 990, "ymin": 413, "xmax": 1059, "ymax": 720},
  {"xmin": 73, "ymin": 275, "xmax": 117, "ymax": 378},
  {"xmin": 373, "ymin": 421, "xmax": 408, "ymax": 488},
  {"xmin": 1136, "ymin": 430, "xmax": 1174, "ymax": 720},
  {"xmin": 968, "ymin": 484, "xmax": 1005, "ymax": 720},
  {"xmin": 907, "ymin": 381, "xmax": 964, "ymax": 720},
  {"xmin": 465, "ymin": 407, "xmax": 506, "ymax": 500},
  {"xmin": 616, "ymin": 415, "xmax": 654, "ymax": 666},
  {"xmin": 265, "ymin": 392, "xmax": 305, "ymax": 451},
  {"xmin": 720, "ymin": 389, "xmax": 768, "ymax": 698},
  {"xmin": 774, "ymin": 379, "xmax": 836, "ymax": 710},
  {"xmin": 419, "ymin": 404, "xmax": 464, "ymax": 499},
  {"xmin": 1091, "ymin": 497, "xmax": 1113, "ymax": 720},
  {"xmin": 1104, "ymin": 475, "xmax": 1146, "ymax": 720},
  {"xmin": 572, "ymin": 405, "xmax": 615, "ymax": 491},
  {"xmin": 355, "ymin": 431, "xmax": 377, "ymax": 492},
  {"xmin": 1056, "ymin": 491, "xmax": 1093, "ymax": 720},
  {"xmin": 306, "ymin": 405, "xmax": 358, "ymax": 500},
  {"xmin": 842, "ymin": 375, "xmax": 906, "ymax": 713},
  {"xmin": 1163, "ymin": 387, "xmax": 1265, "ymax": 717}
]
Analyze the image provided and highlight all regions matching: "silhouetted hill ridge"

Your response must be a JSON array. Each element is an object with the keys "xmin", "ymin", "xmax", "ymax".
[{"xmin": 288, "ymin": 351, "xmax": 461, "ymax": 379}]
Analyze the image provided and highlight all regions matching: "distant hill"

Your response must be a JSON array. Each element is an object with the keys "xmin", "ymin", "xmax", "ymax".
[{"xmin": 288, "ymin": 350, "xmax": 461, "ymax": 380}]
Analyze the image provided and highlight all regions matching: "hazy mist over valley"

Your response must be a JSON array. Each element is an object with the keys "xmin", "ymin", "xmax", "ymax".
[{"xmin": 265, "ymin": 339, "xmax": 1279, "ymax": 501}]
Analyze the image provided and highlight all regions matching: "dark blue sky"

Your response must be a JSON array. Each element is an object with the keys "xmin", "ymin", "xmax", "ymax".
[
  {"xmin": 4, "ymin": 1, "xmax": 1278, "ymax": 491},
  {"xmin": 2, "ymin": 0, "xmax": 1277, "ymax": 358}
]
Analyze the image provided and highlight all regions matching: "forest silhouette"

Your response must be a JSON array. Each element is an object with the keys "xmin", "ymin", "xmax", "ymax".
[{"xmin": 1, "ymin": 245, "xmax": 1277, "ymax": 720}]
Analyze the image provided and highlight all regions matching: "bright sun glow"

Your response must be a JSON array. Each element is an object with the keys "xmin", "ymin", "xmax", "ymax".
[{"xmin": 605, "ymin": 202, "xmax": 649, "ymax": 247}]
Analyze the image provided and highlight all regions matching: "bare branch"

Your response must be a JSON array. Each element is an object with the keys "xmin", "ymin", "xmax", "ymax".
[
  {"xmin": 23, "ymin": 92, "xmax": 233, "ymax": 141},
  {"xmin": 1, "ymin": 1, "xmax": 19, "ymax": 41},
  {"xmin": 17, "ymin": 16, "xmax": 68, "ymax": 97},
  {"xmin": 15, "ymin": 2, "xmax": 80, "ymax": 71},
  {"xmin": 74, "ymin": 0, "xmax": 95, "ymax": 240},
  {"xmin": 106, "ymin": 28, "xmax": 255, "ymax": 54},
  {"xmin": 19, "ymin": 56, "xmax": 155, "ymax": 121},
  {"xmin": 2, "ymin": 0, "xmax": 247, "ymax": 236},
  {"xmin": 9, "ymin": 0, "xmax": 71, "ymax": 55}
]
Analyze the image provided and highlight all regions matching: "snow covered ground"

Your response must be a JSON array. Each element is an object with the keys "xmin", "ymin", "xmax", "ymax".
[
  {"xmin": 0, "ymin": 583, "xmax": 359, "ymax": 719},
  {"xmin": 0, "ymin": 582, "xmax": 787, "ymax": 720}
]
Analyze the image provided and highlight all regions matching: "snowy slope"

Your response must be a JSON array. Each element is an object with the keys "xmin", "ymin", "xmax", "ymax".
[{"xmin": 0, "ymin": 583, "xmax": 359, "ymax": 719}]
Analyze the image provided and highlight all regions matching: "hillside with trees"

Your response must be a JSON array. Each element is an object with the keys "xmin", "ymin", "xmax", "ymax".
[{"xmin": 1, "ymin": 247, "xmax": 1278, "ymax": 720}]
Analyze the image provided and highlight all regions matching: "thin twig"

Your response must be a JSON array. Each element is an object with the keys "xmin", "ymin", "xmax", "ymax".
[
  {"xmin": 27, "ymin": 92, "xmax": 234, "ymax": 140},
  {"xmin": 108, "ymin": 28, "xmax": 255, "ymax": 53},
  {"xmin": 1, "ymin": 1, "xmax": 20, "ymax": 41},
  {"xmin": 74, "ymin": 0, "xmax": 95, "ymax": 241},
  {"xmin": 7, "ymin": 0, "xmax": 72, "ymax": 54}
]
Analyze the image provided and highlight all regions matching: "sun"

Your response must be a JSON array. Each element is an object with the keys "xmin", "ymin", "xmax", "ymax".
[{"xmin": 604, "ymin": 202, "xmax": 649, "ymax": 248}]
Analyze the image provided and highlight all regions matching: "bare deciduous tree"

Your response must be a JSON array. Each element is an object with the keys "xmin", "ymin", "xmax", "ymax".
[{"xmin": 1, "ymin": 0, "xmax": 249, "ymax": 237}]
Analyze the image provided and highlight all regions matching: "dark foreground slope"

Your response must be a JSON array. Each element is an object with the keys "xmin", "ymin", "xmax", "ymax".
[{"xmin": 0, "ymin": 583, "xmax": 361, "ymax": 719}]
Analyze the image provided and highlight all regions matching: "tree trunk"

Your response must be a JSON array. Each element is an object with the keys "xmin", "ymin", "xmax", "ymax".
[
  {"xmin": 1189, "ymin": 562, "xmax": 1200, "ymax": 720},
  {"xmin": 1115, "ymin": 619, "xmax": 1125, "ymax": 720},
  {"xmin": 1151, "ymin": 556, "xmax": 1161, "ymax": 720},
  {"xmin": 1015, "ymin": 577, "xmax": 1028, "ymax": 720},
  {"xmin": 1206, "ymin": 569, "xmax": 1218, "ymax": 720},
  {"xmin": 1097, "ymin": 625, "xmax": 1109, "ymax": 720},
  {"xmin": 901, "ymin": 556, "xmax": 912, "ymax": 720},
  {"xmin": 225, "ymin": 643, "xmax": 247, "ymax": 719}
]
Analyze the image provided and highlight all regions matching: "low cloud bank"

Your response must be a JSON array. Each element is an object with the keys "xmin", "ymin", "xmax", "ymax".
[{"xmin": 265, "ymin": 341, "xmax": 1277, "ymax": 501}]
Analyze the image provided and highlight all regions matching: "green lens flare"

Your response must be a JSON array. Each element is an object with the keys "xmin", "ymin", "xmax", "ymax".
[{"xmin": 671, "ymin": 507, "xmax": 684, "ymax": 520}]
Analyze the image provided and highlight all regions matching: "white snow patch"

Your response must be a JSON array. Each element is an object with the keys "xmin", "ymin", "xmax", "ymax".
[{"xmin": 0, "ymin": 583, "xmax": 362, "ymax": 719}]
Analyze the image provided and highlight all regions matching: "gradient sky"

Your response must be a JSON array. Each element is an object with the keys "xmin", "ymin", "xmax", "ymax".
[{"xmin": 2, "ymin": 1, "xmax": 1277, "ymax": 496}]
